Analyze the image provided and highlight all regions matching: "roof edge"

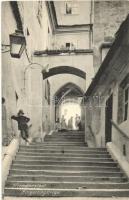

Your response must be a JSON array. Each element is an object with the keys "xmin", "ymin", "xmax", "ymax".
[{"xmin": 84, "ymin": 14, "xmax": 129, "ymax": 99}]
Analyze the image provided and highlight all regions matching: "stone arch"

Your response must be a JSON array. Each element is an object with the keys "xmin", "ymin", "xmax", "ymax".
[
  {"xmin": 54, "ymin": 82, "xmax": 84, "ymax": 124},
  {"xmin": 54, "ymin": 82, "xmax": 84, "ymax": 105},
  {"xmin": 42, "ymin": 66, "xmax": 86, "ymax": 80}
]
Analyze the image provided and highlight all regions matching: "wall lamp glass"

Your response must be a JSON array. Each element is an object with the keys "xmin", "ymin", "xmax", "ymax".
[{"xmin": 9, "ymin": 30, "xmax": 26, "ymax": 58}]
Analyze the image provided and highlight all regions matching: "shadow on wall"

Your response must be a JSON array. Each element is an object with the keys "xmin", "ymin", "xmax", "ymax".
[{"xmin": 87, "ymin": 125, "xmax": 97, "ymax": 147}]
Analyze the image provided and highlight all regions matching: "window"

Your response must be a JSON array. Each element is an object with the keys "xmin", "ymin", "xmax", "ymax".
[
  {"xmin": 66, "ymin": 2, "xmax": 72, "ymax": 14},
  {"xmin": 65, "ymin": 2, "xmax": 78, "ymax": 15},
  {"xmin": 117, "ymin": 74, "xmax": 129, "ymax": 124},
  {"xmin": 65, "ymin": 43, "xmax": 75, "ymax": 50},
  {"xmin": 66, "ymin": 43, "xmax": 70, "ymax": 49}
]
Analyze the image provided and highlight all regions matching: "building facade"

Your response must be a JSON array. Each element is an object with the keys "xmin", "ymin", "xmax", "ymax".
[
  {"xmin": 84, "ymin": 14, "xmax": 129, "ymax": 175},
  {"xmin": 2, "ymin": 0, "xmax": 129, "ymax": 166},
  {"xmin": 2, "ymin": 1, "xmax": 94, "ymax": 143}
]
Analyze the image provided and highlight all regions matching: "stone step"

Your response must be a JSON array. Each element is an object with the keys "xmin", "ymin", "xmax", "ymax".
[
  {"xmin": 20, "ymin": 145, "xmax": 103, "ymax": 149},
  {"xmin": 32, "ymin": 142, "xmax": 86, "ymax": 145},
  {"xmin": 30, "ymin": 140, "xmax": 87, "ymax": 143},
  {"xmin": 53, "ymin": 132, "xmax": 85, "ymax": 134},
  {"xmin": 37, "ymin": 135, "xmax": 85, "ymax": 139},
  {"xmin": 45, "ymin": 135, "xmax": 85, "ymax": 138},
  {"xmin": 45, "ymin": 135, "xmax": 84, "ymax": 138},
  {"xmin": 53, "ymin": 134, "xmax": 85, "ymax": 137},
  {"xmin": 20, "ymin": 143, "xmax": 87, "ymax": 148},
  {"xmin": 19, "ymin": 147, "xmax": 107, "ymax": 153},
  {"xmin": 17, "ymin": 152, "xmax": 111, "ymax": 158},
  {"xmin": 12, "ymin": 164, "xmax": 120, "ymax": 172},
  {"xmin": 4, "ymin": 187, "xmax": 129, "ymax": 197},
  {"xmin": 18, "ymin": 150, "xmax": 109, "ymax": 155},
  {"xmin": 51, "ymin": 131, "xmax": 84, "ymax": 135},
  {"xmin": 13, "ymin": 160, "xmax": 118, "ymax": 167},
  {"xmin": 15, "ymin": 156, "xmax": 113, "ymax": 162},
  {"xmin": 44, "ymin": 138, "xmax": 84, "ymax": 144},
  {"xmin": 21, "ymin": 144, "xmax": 106, "ymax": 150},
  {"xmin": 7, "ymin": 175, "xmax": 127, "ymax": 182},
  {"xmin": 6, "ymin": 181, "xmax": 129, "ymax": 189},
  {"xmin": 19, "ymin": 148, "xmax": 109, "ymax": 156},
  {"xmin": 4, "ymin": 125, "xmax": 128, "ymax": 199},
  {"xmin": 16, "ymin": 154, "xmax": 112, "ymax": 161},
  {"xmin": 49, "ymin": 136, "xmax": 85, "ymax": 138},
  {"xmin": 19, "ymin": 144, "xmax": 100, "ymax": 148},
  {"xmin": 44, "ymin": 137, "xmax": 84, "ymax": 140},
  {"xmin": 32, "ymin": 141, "xmax": 86, "ymax": 144},
  {"xmin": 9, "ymin": 169, "xmax": 124, "ymax": 177},
  {"xmin": 45, "ymin": 136, "xmax": 84, "ymax": 139},
  {"xmin": 44, "ymin": 139, "xmax": 84, "ymax": 142}
]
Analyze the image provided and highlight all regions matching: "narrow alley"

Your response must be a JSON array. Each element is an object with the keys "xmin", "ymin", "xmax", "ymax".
[{"xmin": 2, "ymin": 1, "xmax": 129, "ymax": 199}]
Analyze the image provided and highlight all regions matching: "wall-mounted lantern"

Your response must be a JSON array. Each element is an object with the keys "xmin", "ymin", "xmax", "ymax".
[{"xmin": 9, "ymin": 30, "xmax": 26, "ymax": 58}]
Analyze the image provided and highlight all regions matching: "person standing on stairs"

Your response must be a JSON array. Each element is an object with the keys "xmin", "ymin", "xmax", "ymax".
[{"xmin": 11, "ymin": 109, "xmax": 30, "ymax": 145}]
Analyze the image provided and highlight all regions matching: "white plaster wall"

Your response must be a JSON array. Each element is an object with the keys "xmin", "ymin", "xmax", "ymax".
[
  {"xmin": 2, "ymin": 2, "xmax": 29, "ymax": 139},
  {"xmin": 54, "ymin": 32, "xmax": 90, "ymax": 49},
  {"xmin": 49, "ymin": 74, "xmax": 85, "ymax": 97},
  {"xmin": 25, "ymin": 67, "xmax": 43, "ymax": 139},
  {"xmin": 2, "ymin": 1, "xmax": 94, "ymax": 141},
  {"xmin": 112, "ymin": 77, "xmax": 129, "ymax": 163},
  {"xmin": 85, "ymin": 98, "xmax": 106, "ymax": 148},
  {"xmin": 42, "ymin": 79, "xmax": 51, "ymax": 135},
  {"xmin": 18, "ymin": 1, "xmax": 50, "ymax": 54},
  {"xmin": 85, "ymin": 72, "xmax": 129, "ymax": 165},
  {"xmin": 54, "ymin": 1, "xmax": 91, "ymax": 25},
  {"xmin": 34, "ymin": 54, "xmax": 94, "ymax": 90},
  {"xmin": 33, "ymin": 53, "xmax": 94, "ymax": 132},
  {"xmin": 2, "ymin": 2, "xmax": 50, "ymax": 142}
]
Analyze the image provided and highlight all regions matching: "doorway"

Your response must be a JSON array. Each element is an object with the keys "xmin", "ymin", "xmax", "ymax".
[
  {"xmin": 105, "ymin": 94, "xmax": 113, "ymax": 144},
  {"xmin": 60, "ymin": 101, "xmax": 81, "ymax": 130}
]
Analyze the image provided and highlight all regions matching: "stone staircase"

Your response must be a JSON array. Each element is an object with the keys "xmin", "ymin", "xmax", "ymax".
[{"xmin": 4, "ymin": 131, "xmax": 129, "ymax": 197}]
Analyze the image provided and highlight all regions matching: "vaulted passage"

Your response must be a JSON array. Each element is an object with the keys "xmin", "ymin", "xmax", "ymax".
[
  {"xmin": 60, "ymin": 102, "xmax": 81, "ymax": 130},
  {"xmin": 54, "ymin": 82, "xmax": 84, "ymax": 130}
]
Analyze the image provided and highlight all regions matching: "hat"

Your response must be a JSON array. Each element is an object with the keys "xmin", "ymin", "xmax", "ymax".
[{"xmin": 18, "ymin": 109, "xmax": 24, "ymax": 115}]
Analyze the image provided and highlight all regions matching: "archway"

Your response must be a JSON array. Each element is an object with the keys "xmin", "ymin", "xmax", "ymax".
[
  {"xmin": 60, "ymin": 99, "xmax": 81, "ymax": 130},
  {"xmin": 42, "ymin": 66, "xmax": 86, "ymax": 80},
  {"xmin": 54, "ymin": 82, "xmax": 84, "ymax": 131}
]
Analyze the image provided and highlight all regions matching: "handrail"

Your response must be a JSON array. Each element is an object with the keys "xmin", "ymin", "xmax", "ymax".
[
  {"xmin": 111, "ymin": 120, "xmax": 129, "ymax": 139},
  {"xmin": 2, "ymin": 137, "xmax": 20, "ymax": 195}
]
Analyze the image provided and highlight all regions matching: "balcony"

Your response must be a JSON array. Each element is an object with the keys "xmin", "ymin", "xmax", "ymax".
[{"xmin": 33, "ymin": 48, "xmax": 93, "ymax": 56}]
